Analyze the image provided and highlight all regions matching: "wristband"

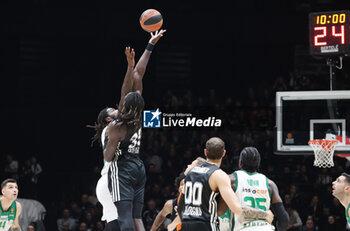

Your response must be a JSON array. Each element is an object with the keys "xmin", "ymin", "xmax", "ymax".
[{"xmin": 146, "ymin": 43, "xmax": 154, "ymax": 52}]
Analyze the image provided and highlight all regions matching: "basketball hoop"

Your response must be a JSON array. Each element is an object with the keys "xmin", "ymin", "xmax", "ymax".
[{"xmin": 309, "ymin": 139, "xmax": 338, "ymax": 168}]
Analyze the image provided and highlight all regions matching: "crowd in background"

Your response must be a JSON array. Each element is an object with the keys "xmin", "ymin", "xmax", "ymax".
[
  {"xmin": 3, "ymin": 154, "xmax": 43, "ymax": 200},
  {"xmin": 1, "ymin": 67, "xmax": 350, "ymax": 231}
]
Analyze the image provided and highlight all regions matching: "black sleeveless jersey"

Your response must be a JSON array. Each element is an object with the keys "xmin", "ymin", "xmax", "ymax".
[
  {"xmin": 103, "ymin": 123, "xmax": 141, "ymax": 156},
  {"xmin": 108, "ymin": 122, "xmax": 143, "ymax": 202},
  {"xmin": 181, "ymin": 162, "xmax": 220, "ymax": 225},
  {"xmin": 117, "ymin": 123, "xmax": 142, "ymax": 156},
  {"xmin": 170, "ymin": 197, "xmax": 178, "ymax": 221}
]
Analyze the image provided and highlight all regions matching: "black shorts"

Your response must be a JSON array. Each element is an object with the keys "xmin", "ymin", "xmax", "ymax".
[
  {"xmin": 181, "ymin": 221, "xmax": 218, "ymax": 231},
  {"xmin": 109, "ymin": 154, "xmax": 146, "ymax": 203}
]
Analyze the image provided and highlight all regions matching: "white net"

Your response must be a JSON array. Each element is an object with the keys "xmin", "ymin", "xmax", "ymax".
[{"xmin": 309, "ymin": 139, "xmax": 338, "ymax": 168}]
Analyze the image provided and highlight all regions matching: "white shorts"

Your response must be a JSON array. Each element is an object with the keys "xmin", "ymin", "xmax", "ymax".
[{"xmin": 96, "ymin": 174, "xmax": 118, "ymax": 222}]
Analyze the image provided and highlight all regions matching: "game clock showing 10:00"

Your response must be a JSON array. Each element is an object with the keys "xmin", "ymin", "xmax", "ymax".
[{"xmin": 309, "ymin": 11, "xmax": 350, "ymax": 56}]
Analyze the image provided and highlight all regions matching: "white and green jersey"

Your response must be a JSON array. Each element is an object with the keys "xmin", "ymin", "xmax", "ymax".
[
  {"xmin": 101, "ymin": 126, "xmax": 108, "ymax": 150},
  {"xmin": 0, "ymin": 200, "xmax": 16, "ymax": 231},
  {"xmin": 219, "ymin": 208, "xmax": 233, "ymax": 231},
  {"xmin": 233, "ymin": 170, "xmax": 271, "ymax": 231},
  {"xmin": 346, "ymin": 203, "xmax": 350, "ymax": 225}
]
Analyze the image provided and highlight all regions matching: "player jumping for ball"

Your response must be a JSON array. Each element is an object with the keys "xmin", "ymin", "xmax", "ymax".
[{"xmin": 90, "ymin": 29, "xmax": 166, "ymax": 231}]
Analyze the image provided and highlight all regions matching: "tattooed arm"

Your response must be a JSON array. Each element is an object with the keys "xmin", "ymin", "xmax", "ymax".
[
  {"xmin": 242, "ymin": 206, "xmax": 274, "ymax": 222},
  {"xmin": 210, "ymin": 170, "xmax": 274, "ymax": 223}
]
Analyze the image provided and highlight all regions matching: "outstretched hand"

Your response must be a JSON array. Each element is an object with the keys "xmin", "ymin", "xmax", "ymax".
[
  {"xmin": 149, "ymin": 29, "xmax": 166, "ymax": 45},
  {"xmin": 125, "ymin": 46, "xmax": 135, "ymax": 68}
]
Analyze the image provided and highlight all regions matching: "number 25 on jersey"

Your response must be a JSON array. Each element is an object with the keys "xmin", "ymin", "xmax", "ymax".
[{"xmin": 244, "ymin": 196, "xmax": 267, "ymax": 211}]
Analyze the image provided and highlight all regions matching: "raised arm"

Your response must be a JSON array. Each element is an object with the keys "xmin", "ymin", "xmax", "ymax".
[
  {"xmin": 269, "ymin": 179, "xmax": 289, "ymax": 231},
  {"xmin": 133, "ymin": 29, "xmax": 166, "ymax": 95},
  {"xmin": 118, "ymin": 47, "xmax": 135, "ymax": 111},
  {"xmin": 150, "ymin": 199, "xmax": 173, "ymax": 231}
]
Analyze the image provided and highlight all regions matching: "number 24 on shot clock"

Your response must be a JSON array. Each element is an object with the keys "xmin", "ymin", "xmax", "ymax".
[{"xmin": 309, "ymin": 10, "xmax": 350, "ymax": 56}]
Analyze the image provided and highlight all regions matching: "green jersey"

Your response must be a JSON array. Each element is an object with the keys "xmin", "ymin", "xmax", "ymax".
[{"xmin": 0, "ymin": 200, "xmax": 16, "ymax": 231}]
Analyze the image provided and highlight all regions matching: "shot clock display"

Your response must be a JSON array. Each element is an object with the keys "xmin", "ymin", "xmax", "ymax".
[{"xmin": 309, "ymin": 11, "xmax": 350, "ymax": 56}]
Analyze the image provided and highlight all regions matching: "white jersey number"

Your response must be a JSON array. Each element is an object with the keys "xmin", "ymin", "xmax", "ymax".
[
  {"xmin": 0, "ymin": 221, "xmax": 6, "ymax": 229},
  {"xmin": 184, "ymin": 181, "xmax": 203, "ymax": 206},
  {"xmin": 128, "ymin": 129, "xmax": 141, "ymax": 153}
]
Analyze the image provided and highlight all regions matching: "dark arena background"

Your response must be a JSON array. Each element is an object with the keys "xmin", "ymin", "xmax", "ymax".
[{"xmin": 1, "ymin": 0, "xmax": 350, "ymax": 230}]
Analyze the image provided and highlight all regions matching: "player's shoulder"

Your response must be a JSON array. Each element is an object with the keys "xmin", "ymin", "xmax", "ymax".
[
  {"xmin": 228, "ymin": 172, "xmax": 237, "ymax": 187},
  {"xmin": 165, "ymin": 199, "xmax": 174, "ymax": 207},
  {"xmin": 159, "ymin": 199, "xmax": 174, "ymax": 215},
  {"xmin": 108, "ymin": 120, "xmax": 124, "ymax": 128},
  {"xmin": 15, "ymin": 201, "xmax": 22, "ymax": 209},
  {"xmin": 266, "ymin": 177, "xmax": 276, "ymax": 186},
  {"xmin": 211, "ymin": 169, "xmax": 229, "ymax": 181},
  {"xmin": 209, "ymin": 169, "xmax": 230, "ymax": 191},
  {"xmin": 107, "ymin": 120, "xmax": 127, "ymax": 136},
  {"xmin": 15, "ymin": 201, "xmax": 22, "ymax": 215},
  {"xmin": 266, "ymin": 177, "xmax": 279, "ymax": 194}
]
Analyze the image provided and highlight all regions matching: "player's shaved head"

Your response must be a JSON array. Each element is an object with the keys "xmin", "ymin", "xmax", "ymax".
[{"xmin": 205, "ymin": 137, "xmax": 225, "ymax": 160}]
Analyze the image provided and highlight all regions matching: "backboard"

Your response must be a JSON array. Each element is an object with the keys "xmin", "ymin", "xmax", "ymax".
[{"xmin": 275, "ymin": 90, "xmax": 350, "ymax": 155}]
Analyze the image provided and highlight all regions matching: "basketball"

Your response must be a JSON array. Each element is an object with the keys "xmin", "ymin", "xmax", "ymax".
[{"xmin": 139, "ymin": 9, "xmax": 163, "ymax": 32}]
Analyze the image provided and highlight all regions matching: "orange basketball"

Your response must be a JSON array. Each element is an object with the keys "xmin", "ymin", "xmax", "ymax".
[{"xmin": 139, "ymin": 9, "xmax": 163, "ymax": 32}]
